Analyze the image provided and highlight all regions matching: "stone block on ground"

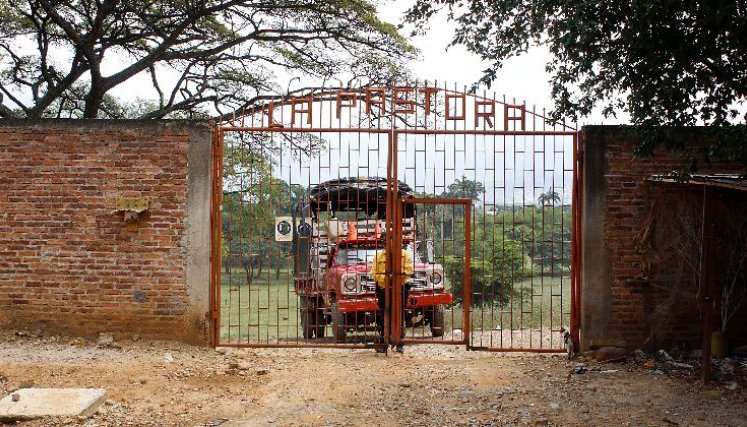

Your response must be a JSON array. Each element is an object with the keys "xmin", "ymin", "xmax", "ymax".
[
  {"xmin": 0, "ymin": 388, "xmax": 107, "ymax": 421},
  {"xmin": 594, "ymin": 346, "xmax": 628, "ymax": 362}
]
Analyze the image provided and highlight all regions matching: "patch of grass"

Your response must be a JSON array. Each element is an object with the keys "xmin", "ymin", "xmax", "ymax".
[
  {"xmin": 218, "ymin": 267, "xmax": 572, "ymax": 347},
  {"xmin": 219, "ymin": 268, "xmax": 303, "ymax": 343},
  {"xmin": 446, "ymin": 275, "xmax": 572, "ymax": 332}
]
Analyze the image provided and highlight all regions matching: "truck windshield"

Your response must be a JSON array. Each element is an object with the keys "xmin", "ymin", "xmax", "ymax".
[
  {"xmin": 334, "ymin": 245, "xmax": 423, "ymax": 265},
  {"xmin": 335, "ymin": 247, "xmax": 379, "ymax": 265}
]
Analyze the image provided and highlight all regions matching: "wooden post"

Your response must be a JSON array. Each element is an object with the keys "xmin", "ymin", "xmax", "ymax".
[{"xmin": 699, "ymin": 186, "xmax": 715, "ymax": 384}]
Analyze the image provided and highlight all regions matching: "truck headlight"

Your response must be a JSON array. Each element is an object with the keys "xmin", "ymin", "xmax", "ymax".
[
  {"xmin": 343, "ymin": 276, "xmax": 357, "ymax": 292},
  {"xmin": 429, "ymin": 272, "xmax": 443, "ymax": 285}
]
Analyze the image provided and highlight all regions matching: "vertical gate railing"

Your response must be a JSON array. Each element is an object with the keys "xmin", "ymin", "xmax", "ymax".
[
  {"xmin": 399, "ymin": 198, "xmax": 471, "ymax": 347},
  {"xmin": 210, "ymin": 127, "xmax": 224, "ymax": 347},
  {"xmin": 393, "ymin": 127, "xmax": 577, "ymax": 352},
  {"xmin": 210, "ymin": 83, "xmax": 578, "ymax": 352},
  {"xmin": 570, "ymin": 130, "xmax": 584, "ymax": 351}
]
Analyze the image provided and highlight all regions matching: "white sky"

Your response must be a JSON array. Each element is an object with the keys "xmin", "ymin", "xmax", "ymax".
[
  {"xmin": 103, "ymin": 0, "xmax": 625, "ymax": 125},
  {"xmin": 2, "ymin": 0, "xmax": 626, "ymax": 125},
  {"xmin": 378, "ymin": 4, "xmax": 549, "ymax": 106},
  {"xmin": 376, "ymin": 1, "xmax": 627, "ymax": 126}
]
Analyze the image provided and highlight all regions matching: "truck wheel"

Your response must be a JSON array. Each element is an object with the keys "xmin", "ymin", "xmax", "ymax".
[
  {"xmin": 429, "ymin": 305, "xmax": 445, "ymax": 338},
  {"xmin": 299, "ymin": 296, "xmax": 315, "ymax": 339},
  {"xmin": 331, "ymin": 302, "xmax": 347, "ymax": 343},
  {"xmin": 314, "ymin": 297, "xmax": 326, "ymax": 338},
  {"xmin": 315, "ymin": 322, "xmax": 326, "ymax": 338}
]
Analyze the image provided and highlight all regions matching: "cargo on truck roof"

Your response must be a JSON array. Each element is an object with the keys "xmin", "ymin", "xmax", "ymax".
[{"xmin": 302, "ymin": 177, "xmax": 415, "ymax": 218}]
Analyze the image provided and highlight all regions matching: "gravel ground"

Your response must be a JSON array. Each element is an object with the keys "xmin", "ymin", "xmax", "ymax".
[{"xmin": 1, "ymin": 333, "xmax": 746, "ymax": 426}]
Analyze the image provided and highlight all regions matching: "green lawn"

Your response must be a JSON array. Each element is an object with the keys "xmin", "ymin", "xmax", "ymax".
[
  {"xmin": 218, "ymin": 266, "xmax": 571, "ymax": 348},
  {"xmin": 471, "ymin": 274, "xmax": 571, "ymax": 330},
  {"xmin": 446, "ymin": 274, "xmax": 572, "ymax": 349},
  {"xmin": 219, "ymin": 267, "xmax": 378, "ymax": 345},
  {"xmin": 219, "ymin": 268, "xmax": 303, "ymax": 344}
]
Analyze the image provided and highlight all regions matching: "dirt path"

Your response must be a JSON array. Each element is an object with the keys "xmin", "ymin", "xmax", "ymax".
[{"xmin": 1, "ymin": 335, "xmax": 746, "ymax": 426}]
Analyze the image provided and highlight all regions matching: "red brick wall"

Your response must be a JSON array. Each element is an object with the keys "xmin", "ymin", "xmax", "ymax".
[
  {"xmin": 0, "ymin": 120, "xmax": 209, "ymax": 340},
  {"xmin": 581, "ymin": 126, "xmax": 743, "ymax": 351}
]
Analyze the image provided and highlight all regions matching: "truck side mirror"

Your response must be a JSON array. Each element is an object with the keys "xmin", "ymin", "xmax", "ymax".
[{"xmin": 426, "ymin": 239, "xmax": 435, "ymax": 264}]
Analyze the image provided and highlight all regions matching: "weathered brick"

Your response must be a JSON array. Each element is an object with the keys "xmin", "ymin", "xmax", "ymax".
[
  {"xmin": 586, "ymin": 126, "xmax": 745, "ymax": 350},
  {"xmin": 0, "ymin": 121, "xmax": 201, "ymax": 341}
]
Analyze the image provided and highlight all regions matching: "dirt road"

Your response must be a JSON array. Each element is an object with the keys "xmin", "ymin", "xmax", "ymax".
[{"xmin": 1, "ymin": 335, "xmax": 746, "ymax": 426}]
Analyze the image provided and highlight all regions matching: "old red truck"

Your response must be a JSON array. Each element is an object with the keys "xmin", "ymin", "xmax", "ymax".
[{"xmin": 293, "ymin": 177, "xmax": 452, "ymax": 342}]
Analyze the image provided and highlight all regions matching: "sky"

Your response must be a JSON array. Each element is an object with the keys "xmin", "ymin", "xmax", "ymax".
[
  {"xmin": 376, "ymin": 1, "xmax": 627, "ymax": 126},
  {"xmin": 217, "ymin": 2, "xmax": 584, "ymax": 206},
  {"xmin": 377, "ymin": 3, "xmax": 553, "ymax": 114},
  {"xmin": 4, "ymin": 1, "xmax": 604, "ymax": 204}
]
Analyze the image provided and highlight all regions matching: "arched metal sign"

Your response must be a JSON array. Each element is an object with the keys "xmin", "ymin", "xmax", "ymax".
[{"xmin": 210, "ymin": 82, "xmax": 582, "ymax": 353}]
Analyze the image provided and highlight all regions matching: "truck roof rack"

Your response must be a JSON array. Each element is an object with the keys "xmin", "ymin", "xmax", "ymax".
[{"xmin": 303, "ymin": 176, "xmax": 415, "ymax": 218}]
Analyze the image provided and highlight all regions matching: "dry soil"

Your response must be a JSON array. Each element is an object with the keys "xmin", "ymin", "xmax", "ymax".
[{"xmin": 1, "ymin": 334, "xmax": 746, "ymax": 426}]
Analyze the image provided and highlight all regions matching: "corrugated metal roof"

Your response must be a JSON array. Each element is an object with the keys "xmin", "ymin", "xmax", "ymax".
[{"xmin": 648, "ymin": 174, "xmax": 747, "ymax": 192}]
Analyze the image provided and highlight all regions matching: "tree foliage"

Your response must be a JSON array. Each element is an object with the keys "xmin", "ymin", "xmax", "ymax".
[
  {"xmin": 443, "ymin": 175, "xmax": 485, "ymax": 202},
  {"xmin": 413, "ymin": 178, "xmax": 571, "ymax": 306},
  {"xmin": 444, "ymin": 245, "xmax": 526, "ymax": 307},
  {"xmin": 221, "ymin": 136, "xmax": 309, "ymax": 277},
  {"xmin": 405, "ymin": 1, "xmax": 747, "ymax": 166},
  {"xmin": 538, "ymin": 188, "xmax": 560, "ymax": 207},
  {"xmin": 0, "ymin": 0, "xmax": 414, "ymax": 119},
  {"xmin": 504, "ymin": 205, "xmax": 572, "ymax": 274}
]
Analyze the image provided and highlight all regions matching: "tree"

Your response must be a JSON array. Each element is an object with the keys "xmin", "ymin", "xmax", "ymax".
[
  {"xmin": 442, "ymin": 176, "xmax": 485, "ymax": 202},
  {"xmin": 538, "ymin": 188, "xmax": 561, "ymax": 207},
  {"xmin": 222, "ymin": 139, "xmax": 303, "ymax": 279},
  {"xmin": 404, "ymin": 1, "xmax": 747, "ymax": 166},
  {"xmin": 0, "ymin": 0, "xmax": 414, "ymax": 119},
  {"xmin": 444, "ymin": 176, "xmax": 484, "ymax": 220},
  {"xmin": 504, "ymin": 205, "xmax": 571, "ymax": 274},
  {"xmin": 716, "ymin": 205, "xmax": 747, "ymax": 333}
]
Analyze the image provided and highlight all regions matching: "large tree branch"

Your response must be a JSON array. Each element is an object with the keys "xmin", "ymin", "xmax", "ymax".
[
  {"xmin": 26, "ymin": 51, "xmax": 89, "ymax": 118},
  {"xmin": 34, "ymin": 0, "xmax": 86, "ymax": 46},
  {"xmin": 0, "ymin": 82, "xmax": 30, "ymax": 115},
  {"xmin": 0, "ymin": 97, "xmax": 22, "ymax": 118},
  {"xmin": 100, "ymin": 0, "xmax": 249, "ymax": 91}
]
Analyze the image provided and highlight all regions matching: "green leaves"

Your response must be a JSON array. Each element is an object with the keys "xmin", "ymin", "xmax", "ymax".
[
  {"xmin": 406, "ymin": 0, "xmax": 747, "ymax": 165},
  {"xmin": 0, "ymin": 0, "xmax": 414, "ymax": 119}
]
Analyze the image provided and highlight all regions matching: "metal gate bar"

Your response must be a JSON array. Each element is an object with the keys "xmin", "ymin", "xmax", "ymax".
[
  {"xmin": 400, "ymin": 198, "xmax": 471, "ymax": 347},
  {"xmin": 210, "ymin": 127, "xmax": 224, "ymax": 347},
  {"xmin": 210, "ymin": 83, "xmax": 579, "ymax": 351},
  {"xmin": 215, "ymin": 127, "xmax": 391, "ymax": 348},
  {"xmin": 570, "ymin": 131, "xmax": 584, "ymax": 350}
]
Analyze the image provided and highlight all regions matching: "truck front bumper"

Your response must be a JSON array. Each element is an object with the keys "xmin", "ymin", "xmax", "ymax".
[
  {"xmin": 337, "ymin": 297, "xmax": 378, "ymax": 313},
  {"xmin": 337, "ymin": 292, "xmax": 453, "ymax": 313},
  {"xmin": 407, "ymin": 292, "xmax": 453, "ymax": 308}
]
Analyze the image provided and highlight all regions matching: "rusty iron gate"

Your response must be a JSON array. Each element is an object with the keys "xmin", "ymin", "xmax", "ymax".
[{"xmin": 210, "ymin": 83, "xmax": 582, "ymax": 352}]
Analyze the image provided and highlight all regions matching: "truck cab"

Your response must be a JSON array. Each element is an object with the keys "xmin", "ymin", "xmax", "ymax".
[
  {"xmin": 293, "ymin": 177, "xmax": 452, "ymax": 342},
  {"xmin": 322, "ymin": 238, "xmax": 451, "ymax": 342}
]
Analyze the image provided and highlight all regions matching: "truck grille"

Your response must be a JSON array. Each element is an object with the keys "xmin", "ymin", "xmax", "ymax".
[
  {"xmin": 360, "ymin": 274, "xmax": 377, "ymax": 293},
  {"xmin": 407, "ymin": 271, "xmax": 429, "ymax": 289}
]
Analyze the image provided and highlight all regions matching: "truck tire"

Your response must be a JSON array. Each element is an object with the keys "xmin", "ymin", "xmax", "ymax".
[
  {"xmin": 315, "ymin": 321, "xmax": 326, "ymax": 338},
  {"xmin": 430, "ymin": 305, "xmax": 445, "ymax": 338},
  {"xmin": 313, "ymin": 297, "xmax": 326, "ymax": 338},
  {"xmin": 299, "ymin": 296, "xmax": 315, "ymax": 339},
  {"xmin": 331, "ymin": 302, "xmax": 347, "ymax": 343}
]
